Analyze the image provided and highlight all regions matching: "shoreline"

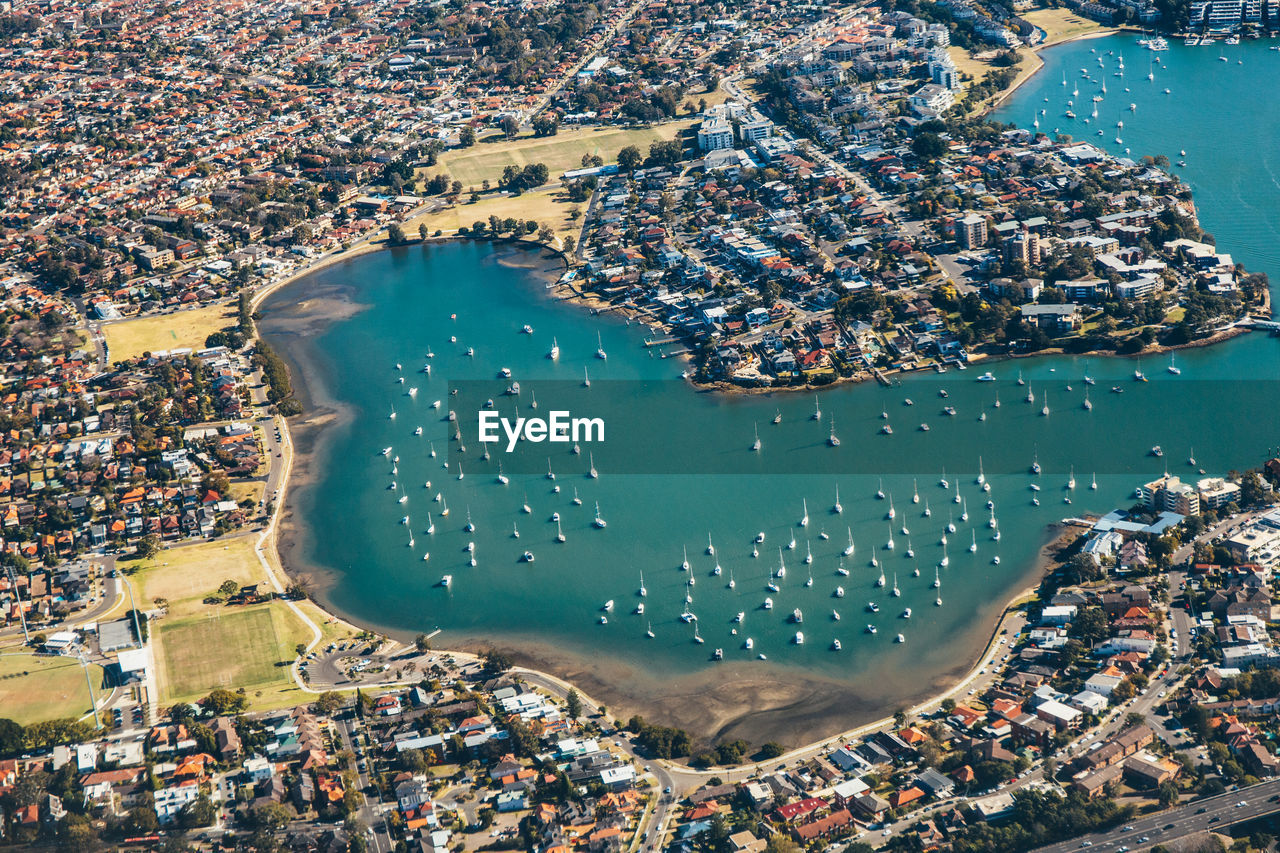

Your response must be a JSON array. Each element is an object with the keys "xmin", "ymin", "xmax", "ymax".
[{"xmin": 253, "ymin": 238, "xmax": 1065, "ymax": 747}]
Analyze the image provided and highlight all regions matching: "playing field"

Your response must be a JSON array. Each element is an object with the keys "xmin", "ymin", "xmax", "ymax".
[
  {"xmin": 428, "ymin": 121, "xmax": 696, "ymax": 189},
  {"xmin": 129, "ymin": 537, "xmax": 265, "ymax": 621},
  {"xmin": 0, "ymin": 653, "xmax": 103, "ymax": 725},
  {"xmin": 1023, "ymin": 8, "xmax": 1110, "ymax": 46},
  {"xmin": 406, "ymin": 188, "xmax": 581, "ymax": 245},
  {"xmin": 103, "ymin": 302, "xmax": 237, "ymax": 362},
  {"xmin": 157, "ymin": 607, "xmax": 287, "ymax": 701}
]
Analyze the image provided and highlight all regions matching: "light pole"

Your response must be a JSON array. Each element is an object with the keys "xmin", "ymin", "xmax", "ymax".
[
  {"xmin": 4, "ymin": 563, "xmax": 29, "ymax": 643},
  {"xmin": 77, "ymin": 653, "xmax": 102, "ymax": 729},
  {"xmin": 120, "ymin": 574, "xmax": 143, "ymax": 648}
]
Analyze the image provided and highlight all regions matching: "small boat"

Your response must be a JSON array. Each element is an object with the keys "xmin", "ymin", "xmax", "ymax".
[
  {"xmin": 793, "ymin": 632, "xmax": 804, "ymax": 645},
  {"xmin": 712, "ymin": 648, "xmax": 723, "ymax": 660},
  {"xmin": 895, "ymin": 633, "xmax": 905, "ymax": 644},
  {"xmin": 901, "ymin": 608, "xmax": 912, "ymax": 619},
  {"xmin": 833, "ymin": 485, "xmax": 843, "ymax": 514},
  {"xmin": 811, "ymin": 395, "xmax": 822, "ymax": 421},
  {"xmin": 977, "ymin": 371, "xmax": 995, "ymax": 382},
  {"xmin": 1168, "ymin": 354, "xmax": 1181, "ymax": 375},
  {"xmin": 763, "ymin": 597, "xmax": 774, "ymax": 610},
  {"xmin": 572, "ymin": 488, "xmax": 582, "ymax": 506},
  {"xmin": 593, "ymin": 502, "xmax": 607, "ymax": 528},
  {"xmin": 843, "ymin": 528, "xmax": 855, "ymax": 557},
  {"xmin": 646, "ymin": 622, "xmax": 655, "ymax": 638},
  {"xmin": 828, "ymin": 417, "xmax": 840, "ymax": 447},
  {"xmin": 1150, "ymin": 445, "xmax": 1163, "ymax": 458},
  {"xmin": 831, "ymin": 639, "xmax": 842, "ymax": 651},
  {"xmin": 800, "ymin": 499, "xmax": 809, "ymax": 528},
  {"xmin": 835, "ymin": 586, "xmax": 845, "ymax": 599},
  {"xmin": 744, "ymin": 637, "xmax": 754, "ymax": 649},
  {"xmin": 756, "ymin": 531, "xmax": 767, "ymax": 544},
  {"xmin": 752, "ymin": 424, "xmax": 761, "ymax": 452},
  {"xmin": 866, "ymin": 624, "xmax": 877, "ymax": 634},
  {"xmin": 521, "ymin": 551, "xmax": 535, "ymax": 563},
  {"xmin": 595, "ymin": 332, "xmax": 607, "ymax": 360},
  {"xmin": 681, "ymin": 546, "xmax": 690, "ymax": 571},
  {"xmin": 583, "ymin": 367, "xmax": 591, "ymax": 387},
  {"xmin": 792, "ymin": 608, "xmax": 804, "ymax": 624}
]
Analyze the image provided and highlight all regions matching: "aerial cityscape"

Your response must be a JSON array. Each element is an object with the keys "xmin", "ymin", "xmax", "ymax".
[{"xmin": 6, "ymin": 0, "xmax": 1280, "ymax": 849}]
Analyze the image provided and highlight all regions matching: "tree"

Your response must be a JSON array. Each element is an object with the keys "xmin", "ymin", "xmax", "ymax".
[
  {"xmin": 313, "ymin": 691, "xmax": 344, "ymax": 715},
  {"xmin": 415, "ymin": 633, "xmax": 432, "ymax": 654},
  {"xmin": 764, "ymin": 835, "xmax": 800, "ymax": 853},
  {"xmin": 419, "ymin": 224, "xmax": 429, "ymax": 242},
  {"xmin": 387, "ymin": 223, "xmax": 406, "ymax": 245},
  {"xmin": 566, "ymin": 689, "xmax": 582, "ymax": 720},
  {"xmin": 500, "ymin": 115, "xmax": 520, "ymax": 139},
  {"xmin": 758, "ymin": 742, "xmax": 785, "ymax": 759},
  {"xmin": 617, "ymin": 145, "xmax": 642, "ymax": 172},
  {"xmin": 295, "ymin": 643, "xmax": 308, "ymax": 658},
  {"xmin": 1157, "ymin": 779, "xmax": 1179, "ymax": 808},
  {"xmin": 459, "ymin": 126, "xmax": 476, "ymax": 147},
  {"xmin": 562, "ymin": 235, "xmax": 576, "ymax": 256},
  {"xmin": 1069, "ymin": 607, "xmax": 1110, "ymax": 646},
  {"xmin": 532, "ymin": 114, "xmax": 559, "ymax": 137},
  {"xmin": 0, "ymin": 718, "xmax": 23, "ymax": 757},
  {"xmin": 218, "ymin": 579, "xmax": 239, "ymax": 596},
  {"xmin": 482, "ymin": 649, "xmax": 512, "ymax": 672},
  {"xmin": 178, "ymin": 794, "xmax": 217, "ymax": 828},
  {"xmin": 250, "ymin": 801, "xmax": 293, "ymax": 831},
  {"xmin": 201, "ymin": 688, "xmax": 248, "ymax": 715},
  {"xmin": 136, "ymin": 534, "xmax": 161, "ymax": 560},
  {"xmin": 912, "ymin": 132, "xmax": 948, "ymax": 160}
]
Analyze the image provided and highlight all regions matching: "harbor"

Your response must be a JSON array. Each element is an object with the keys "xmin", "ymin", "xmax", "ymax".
[{"xmin": 261, "ymin": 230, "xmax": 1280, "ymax": 740}]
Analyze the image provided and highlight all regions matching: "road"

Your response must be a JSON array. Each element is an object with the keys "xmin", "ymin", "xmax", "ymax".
[
  {"xmin": 337, "ymin": 713, "xmax": 394, "ymax": 853},
  {"xmin": 1033, "ymin": 778, "xmax": 1280, "ymax": 852}
]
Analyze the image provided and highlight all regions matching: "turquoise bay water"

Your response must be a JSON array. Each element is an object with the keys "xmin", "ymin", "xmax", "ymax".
[
  {"xmin": 263, "ymin": 40, "xmax": 1280, "ymax": 706},
  {"xmin": 992, "ymin": 33, "xmax": 1280, "ymax": 277}
]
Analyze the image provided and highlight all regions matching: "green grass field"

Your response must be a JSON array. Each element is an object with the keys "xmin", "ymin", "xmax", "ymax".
[
  {"xmin": 0, "ymin": 653, "xmax": 103, "ymax": 725},
  {"xmin": 428, "ymin": 121, "xmax": 696, "ymax": 189},
  {"xmin": 158, "ymin": 607, "xmax": 287, "ymax": 701}
]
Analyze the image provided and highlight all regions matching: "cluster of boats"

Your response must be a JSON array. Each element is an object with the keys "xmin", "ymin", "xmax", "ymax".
[{"xmin": 386, "ymin": 324, "xmax": 1199, "ymax": 662}]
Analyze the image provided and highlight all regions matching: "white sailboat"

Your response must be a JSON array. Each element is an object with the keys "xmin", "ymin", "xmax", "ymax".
[
  {"xmin": 833, "ymin": 485, "xmax": 843, "ymax": 514},
  {"xmin": 843, "ymin": 528, "xmax": 856, "ymax": 557},
  {"xmin": 593, "ymin": 502, "xmax": 607, "ymax": 528},
  {"xmin": 595, "ymin": 331, "xmax": 607, "ymax": 360},
  {"xmin": 752, "ymin": 423, "xmax": 761, "ymax": 452}
]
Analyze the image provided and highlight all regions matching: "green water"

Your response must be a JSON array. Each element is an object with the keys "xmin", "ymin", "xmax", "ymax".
[{"xmin": 262, "ymin": 40, "xmax": 1280, "ymax": 701}]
